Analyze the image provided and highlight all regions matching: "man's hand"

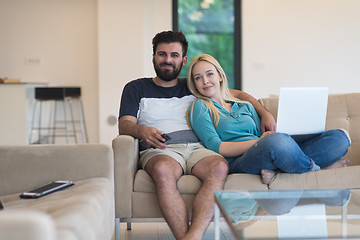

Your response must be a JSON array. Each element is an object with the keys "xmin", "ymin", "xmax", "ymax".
[
  {"xmin": 139, "ymin": 125, "xmax": 168, "ymax": 149},
  {"xmin": 119, "ymin": 116, "xmax": 167, "ymax": 149},
  {"xmin": 228, "ymin": 89, "xmax": 277, "ymax": 133},
  {"xmin": 260, "ymin": 111, "xmax": 277, "ymax": 134}
]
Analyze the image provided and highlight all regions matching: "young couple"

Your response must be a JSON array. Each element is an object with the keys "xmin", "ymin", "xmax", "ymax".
[{"xmin": 119, "ymin": 31, "xmax": 350, "ymax": 240}]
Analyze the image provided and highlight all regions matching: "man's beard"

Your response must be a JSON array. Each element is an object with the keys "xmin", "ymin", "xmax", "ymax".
[{"xmin": 154, "ymin": 61, "xmax": 183, "ymax": 82}]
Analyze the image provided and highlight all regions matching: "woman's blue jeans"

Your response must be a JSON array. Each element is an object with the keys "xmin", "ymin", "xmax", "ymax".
[{"xmin": 228, "ymin": 129, "xmax": 351, "ymax": 175}]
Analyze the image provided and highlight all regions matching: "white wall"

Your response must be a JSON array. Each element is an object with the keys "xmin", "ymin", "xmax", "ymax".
[
  {"xmin": 1, "ymin": 0, "xmax": 359, "ymax": 145},
  {"xmin": 242, "ymin": 0, "xmax": 360, "ymax": 99},
  {"xmin": 97, "ymin": 0, "xmax": 172, "ymax": 145},
  {"xmin": 0, "ymin": 0, "xmax": 99, "ymax": 143}
]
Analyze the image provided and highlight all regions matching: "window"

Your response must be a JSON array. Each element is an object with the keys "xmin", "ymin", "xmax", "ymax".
[{"xmin": 173, "ymin": 0, "xmax": 241, "ymax": 89}]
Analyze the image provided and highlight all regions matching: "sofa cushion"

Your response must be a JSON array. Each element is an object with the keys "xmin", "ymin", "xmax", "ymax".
[
  {"xmin": 0, "ymin": 178, "xmax": 114, "ymax": 240},
  {"xmin": 0, "ymin": 210, "xmax": 56, "ymax": 240},
  {"xmin": 224, "ymin": 173, "xmax": 269, "ymax": 191},
  {"xmin": 0, "ymin": 144, "xmax": 113, "ymax": 196},
  {"xmin": 269, "ymin": 165, "xmax": 360, "ymax": 190}
]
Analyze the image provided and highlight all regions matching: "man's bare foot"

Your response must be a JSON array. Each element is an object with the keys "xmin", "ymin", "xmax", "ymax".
[
  {"xmin": 261, "ymin": 169, "xmax": 277, "ymax": 185},
  {"xmin": 323, "ymin": 158, "xmax": 350, "ymax": 170}
]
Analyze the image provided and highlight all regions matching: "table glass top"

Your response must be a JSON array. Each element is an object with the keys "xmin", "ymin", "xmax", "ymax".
[{"xmin": 214, "ymin": 189, "xmax": 360, "ymax": 239}]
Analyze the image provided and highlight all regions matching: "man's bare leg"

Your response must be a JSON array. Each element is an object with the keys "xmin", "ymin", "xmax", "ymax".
[
  {"xmin": 145, "ymin": 155, "xmax": 188, "ymax": 239},
  {"xmin": 184, "ymin": 155, "xmax": 229, "ymax": 240}
]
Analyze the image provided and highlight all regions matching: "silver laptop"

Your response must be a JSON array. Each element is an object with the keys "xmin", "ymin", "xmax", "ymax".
[{"xmin": 276, "ymin": 87, "xmax": 329, "ymax": 140}]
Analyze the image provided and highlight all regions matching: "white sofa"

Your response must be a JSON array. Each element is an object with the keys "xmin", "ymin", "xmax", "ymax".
[
  {"xmin": 113, "ymin": 93, "xmax": 360, "ymax": 232},
  {"xmin": 0, "ymin": 144, "xmax": 115, "ymax": 240}
]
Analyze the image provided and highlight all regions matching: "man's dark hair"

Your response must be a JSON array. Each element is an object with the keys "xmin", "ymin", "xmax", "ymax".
[{"xmin": 152, "ymin": 31, "xmax": 188, "ymax": 57}]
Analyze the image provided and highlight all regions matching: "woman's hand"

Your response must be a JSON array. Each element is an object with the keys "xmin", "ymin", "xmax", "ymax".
[{"xmin": 260, "ymin": 131, "xmax": 275, "ymax": 139}]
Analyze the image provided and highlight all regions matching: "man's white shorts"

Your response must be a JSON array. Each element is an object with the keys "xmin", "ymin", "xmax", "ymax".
[{"xmin": 139, "ymin": 143, "xmax": 223, "ymax": 174}]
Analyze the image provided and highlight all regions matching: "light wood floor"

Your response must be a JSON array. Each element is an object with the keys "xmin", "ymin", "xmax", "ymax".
[{"xmin": 119, "ymin": 222, "xmax": 234, "ymax": 240}]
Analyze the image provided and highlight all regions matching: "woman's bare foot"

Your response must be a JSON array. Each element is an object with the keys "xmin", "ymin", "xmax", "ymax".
[
  {"xmin": 261, "ymin": 169, "xmax": 277, "ymax": 185},
  {"xmin": 323, "ymin": 158, "xmax": 350, "ymax": 170}
]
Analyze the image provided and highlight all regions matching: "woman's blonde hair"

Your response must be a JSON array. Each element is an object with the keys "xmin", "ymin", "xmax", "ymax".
[{"xmin": 186, "ymin": 54, "xmax": 247, "ymax": 127}]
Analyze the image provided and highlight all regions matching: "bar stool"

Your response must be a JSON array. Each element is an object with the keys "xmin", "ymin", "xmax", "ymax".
[{"xmin": 29, "ymin": 87, "xmax": 88, "ymax": 144}]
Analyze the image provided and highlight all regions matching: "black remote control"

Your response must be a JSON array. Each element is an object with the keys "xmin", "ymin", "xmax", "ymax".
[{"xmin": 162, "ymin": 133, "xmax": 171, "ymax": 142}]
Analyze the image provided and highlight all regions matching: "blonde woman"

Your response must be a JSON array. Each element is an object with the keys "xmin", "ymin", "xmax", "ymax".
[{"xmin": 187, "ymin": 54, "xmax": 351, "ymax": 184}]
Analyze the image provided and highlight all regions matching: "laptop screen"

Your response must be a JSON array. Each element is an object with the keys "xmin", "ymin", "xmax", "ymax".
[{"xmin": 276, "ymin": 87, "xmax": 329, "ymax": 136}]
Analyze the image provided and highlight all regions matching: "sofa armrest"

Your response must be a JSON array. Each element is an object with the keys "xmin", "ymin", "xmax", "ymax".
[
  {"xmin": 0, "ymin": 144, "xmax": 113, "ymax": 196},
  {"xmin": 0, "ymin": 210, "xmax": 56, "ymax": 240},
  {"xmin": 258, "ymin": 97, "xmax": 279, "ymax": 120},
  {"xmin": 112, "ymin": 135, "xmax": 139, "ymax": 218}
]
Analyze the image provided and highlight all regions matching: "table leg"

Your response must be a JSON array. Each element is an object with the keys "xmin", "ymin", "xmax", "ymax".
[{"xmin": 214, "ymin": 203, "xmax": 220, "ymax": 240}]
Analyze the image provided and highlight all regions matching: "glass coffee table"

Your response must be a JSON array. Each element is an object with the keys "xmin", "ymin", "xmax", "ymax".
[{"xmin": 214, "ymin": 189, "xmax": 360, "ymax": 239}]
